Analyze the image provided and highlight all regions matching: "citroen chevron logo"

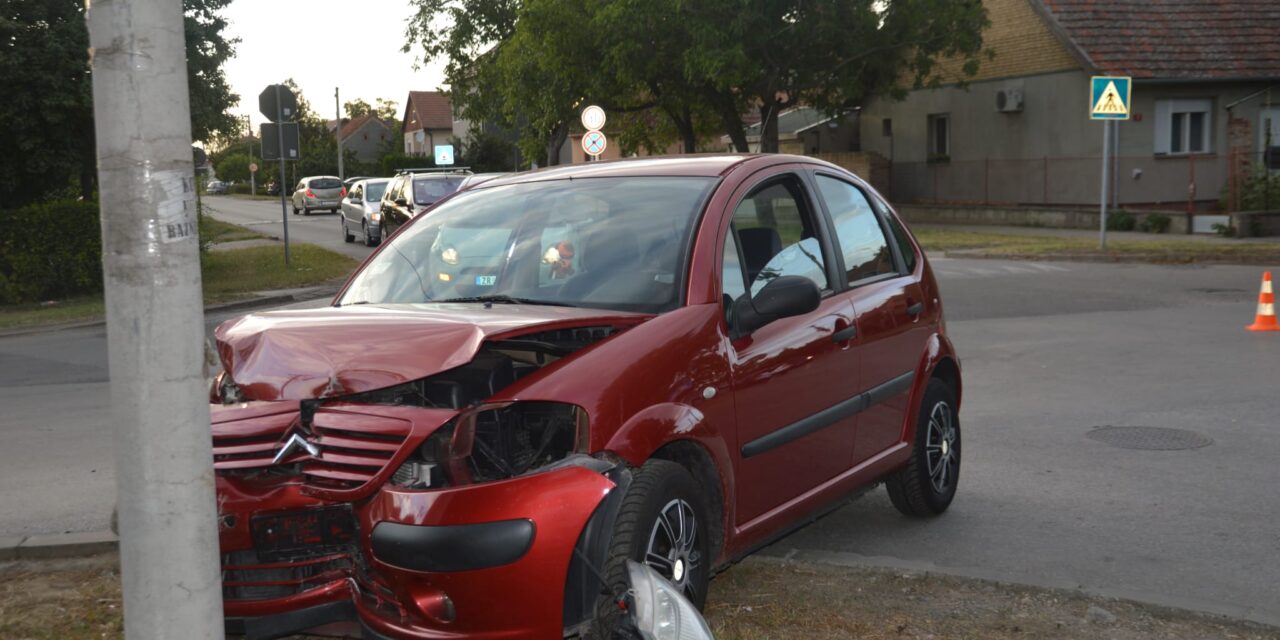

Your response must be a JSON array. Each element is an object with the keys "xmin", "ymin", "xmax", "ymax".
[{"xmin": 272, "ymin": 433, "xmax": 320, "ymax": 465}]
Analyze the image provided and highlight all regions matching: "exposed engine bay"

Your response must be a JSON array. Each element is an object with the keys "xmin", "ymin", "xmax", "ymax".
[{"xmin": 214, "ymin": 324, "xmax": 620, "ymax": 488}]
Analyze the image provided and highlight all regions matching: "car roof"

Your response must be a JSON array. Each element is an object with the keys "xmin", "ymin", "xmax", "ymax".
[{"xmin": 474, "ymin": 154, "xmax": 816, "ymax": 190}]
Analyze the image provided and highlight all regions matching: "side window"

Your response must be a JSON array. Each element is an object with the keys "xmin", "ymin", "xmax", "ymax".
[
  {"xmin": 881, "ymin": 205, "xmax": 917, "ymax": 274},
  {"xmin": 351, "ymin": 184, "xmax": 363, "ymax": 201},
  {"xmin": 721, "ymin": 225, "xmax": 747, "ymax": 303},
  {"xmin": 732, "ymin": 177, "xmax": 828, "ymax": 297},
  {"xmin": 815, "ymin": 175, "xmax": 896, "ymax": 284}
]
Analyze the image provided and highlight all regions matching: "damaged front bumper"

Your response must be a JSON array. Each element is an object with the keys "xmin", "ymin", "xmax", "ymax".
[{"xmin": 214, "ymin": 401, "xmax": 625, "ymax": 639}]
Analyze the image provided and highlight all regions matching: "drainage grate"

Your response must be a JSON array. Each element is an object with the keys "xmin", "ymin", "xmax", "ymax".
[{"xmin": 1086, "ymin": 426, "xmax": 1213, "ymax": 451}]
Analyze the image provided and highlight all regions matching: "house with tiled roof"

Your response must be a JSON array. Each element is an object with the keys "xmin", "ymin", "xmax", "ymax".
[
  {"xmin": 402, "ymin": 91, "xmax": 466, "ymax": 157},
  {"xmin": 336, "ymin": 115, "xmax": 393, "ymax": 162},
  {"xmin": 858, "ymin": 0, "xmax": 1280, "ymax": 227}
]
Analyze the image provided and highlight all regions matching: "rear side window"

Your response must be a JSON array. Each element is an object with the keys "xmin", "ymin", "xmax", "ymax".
[
  {"xmin": 414, "ymin": 177, "xmax": 464, "ymax": 204},
  {"xmin": 815, "ymin": 175, "xmax": 895, "ymax": 284},
  {"xmin": 882, "ymin": 207, "xmax": 917, "ymax": 273},
  {"xmin": 311, "ymin": 178, "xmax": 342, "ymax": 189}
]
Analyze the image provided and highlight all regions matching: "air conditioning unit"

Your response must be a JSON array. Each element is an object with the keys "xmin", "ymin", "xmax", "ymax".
[{"xmin": 996, "ymin": 88, "xmax": 1024, "ymax": 113}]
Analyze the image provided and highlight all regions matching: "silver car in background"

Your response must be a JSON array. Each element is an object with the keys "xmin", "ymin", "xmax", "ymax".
[
  {"xmin": 290, "ymin": 175, "xmax": 344, "ymax": 215},
  {"xmin": 340, "ymin": 178, "xmax": 390, "ymax": 246}
]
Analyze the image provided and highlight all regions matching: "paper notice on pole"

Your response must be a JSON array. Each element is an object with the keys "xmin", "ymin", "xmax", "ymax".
[{"xmin": 148, "ymin": 170, "xmax": 197, "ymax": 248}]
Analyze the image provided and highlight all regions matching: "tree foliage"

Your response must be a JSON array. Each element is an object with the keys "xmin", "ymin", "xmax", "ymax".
[
  {"xmin": 0, "ymin": 0, "xmax": 239, "ymax": 207},
  {"xmin": 405, "ymin": 0, "xmax": 988, "ymax": 157}
]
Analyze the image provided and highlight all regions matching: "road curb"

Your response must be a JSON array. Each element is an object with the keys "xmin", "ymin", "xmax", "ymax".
[
  {"xmin": 0, "ymin": 288, "xmax": 338, "ymax": 339},
  {"xmin": 0, "ymin": 531, "xmax": 118, "ymax": 561}
]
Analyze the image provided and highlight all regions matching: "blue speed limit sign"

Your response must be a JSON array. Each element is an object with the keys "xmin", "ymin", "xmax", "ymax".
[{"xmin": 582, "ymin": 130, "xmax": 607, "ymax": 156}]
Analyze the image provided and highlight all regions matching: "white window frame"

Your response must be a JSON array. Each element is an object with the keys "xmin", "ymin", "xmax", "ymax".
[{"xmin": 1154, "ymin": 98, "xmax": 1212, "ymax": 155}]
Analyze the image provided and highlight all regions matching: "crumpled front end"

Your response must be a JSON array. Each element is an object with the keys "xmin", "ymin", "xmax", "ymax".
[{"xmin": 214, "ymin": 400, "xmax": 620, "ymax": 639}]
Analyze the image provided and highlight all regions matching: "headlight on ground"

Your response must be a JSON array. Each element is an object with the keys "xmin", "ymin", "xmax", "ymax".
[
  {"xmin": 627, "ymin": 560, "xmax": 714, "ymax": 640},
  {"xmin": 390, "ymin": 401, "xmax": 589, "ymax": 489}
]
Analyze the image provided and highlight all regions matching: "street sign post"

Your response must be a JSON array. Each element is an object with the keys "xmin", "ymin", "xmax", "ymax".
[
  {"xmin": 249, "ymin": 162, "xmax": 258, "ymax": 173},
  {"xmin": 434, "ymin": 144, "xmax": 455, "ymax": 165},
  {"xmin": 1090, "ymin": 76, "xmax": 1131, "ymax": 250},
  {"xmin": 260, "ymin": 83, "xmax": 297, "ymax": 264},
  {"xmin": 582, "ymin": 130, "xmax": 607, "ymax": 160},
  {"xmin": 581, "ymin": 105, "xmax": 607, "ymax": 131}
]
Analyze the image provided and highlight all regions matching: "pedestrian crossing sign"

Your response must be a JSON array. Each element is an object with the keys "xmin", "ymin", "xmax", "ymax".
[{"xmin": 1090, "ymin": 76, "xmax": 1131, "ymax": 120}]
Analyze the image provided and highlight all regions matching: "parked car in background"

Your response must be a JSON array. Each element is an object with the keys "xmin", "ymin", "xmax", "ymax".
[
  {"xmin": 291, "ymin": 176, "xmax": 345, "ymax": 215},
  {"xmin": 378, "ymin": 169, "xmax": 470, "ymax": 236},
  {"xmin": 208, "ymin": 154, "xmax": 961, "ymax": 638},
  {"xmin": 206, "ymin": 180, "xmax": 228, "ymax": 195},
  {"xmin": 266, "ymin": 181, "xmax": 281, "ymax": 196},
  {"xmin": 340, "ymin": 178, "xmax": 391, "ymax": 246}
]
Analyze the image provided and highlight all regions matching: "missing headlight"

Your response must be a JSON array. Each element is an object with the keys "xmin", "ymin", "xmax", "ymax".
[{"xmin": 389, "ymin": 402, "xmax": 589, "ymax": 489}]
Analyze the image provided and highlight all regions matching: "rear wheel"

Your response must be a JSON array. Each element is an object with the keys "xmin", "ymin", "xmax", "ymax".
[
  {"xmin": 885, "ymin": 378, "xmax": 960, "ymax": 516},
  {"xmin": 302, "ymin": 207, "xmax": 311, "ymax": 216},
  {"xmin": 341, "ymin": 218, "xmax": 354, "ymax": 243}
]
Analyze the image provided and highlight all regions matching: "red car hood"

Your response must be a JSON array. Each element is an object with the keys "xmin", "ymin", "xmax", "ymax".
[{"xmin": 214, "ymin": 303, "xmax": 644, "ymax": 401}]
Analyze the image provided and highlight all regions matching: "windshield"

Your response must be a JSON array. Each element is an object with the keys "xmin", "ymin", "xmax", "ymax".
[
  {"xmin": 365, "ymin": 181, "xmax": 388, "ymax": 201},
  {"xmin": 339, "ymin": 176, "xmax": 717, "ymax": 313},
  {"xmin": 413, "ymin": 177, "xmax": 464, "ymax": 204},
  {"xmin": 311, "ymin": 178, "xmax": 342, "ymax": 190}
]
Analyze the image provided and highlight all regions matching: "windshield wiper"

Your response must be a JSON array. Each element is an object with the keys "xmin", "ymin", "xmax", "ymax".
[{"xmin": 431, "ymin": 295, "xmax": 574, "ymax": 307}]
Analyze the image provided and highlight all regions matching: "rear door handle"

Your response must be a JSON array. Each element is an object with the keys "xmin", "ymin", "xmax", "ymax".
[
  {"xmin": 832, "ymin": 325, "xmax": 857, "ymax": 342},
  {"xmin": 906, "ymin": 302, "xmax": 924, "ymax": 317}
]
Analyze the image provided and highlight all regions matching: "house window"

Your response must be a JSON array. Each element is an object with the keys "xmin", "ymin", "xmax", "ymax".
[
  {"xmin": 927, "ymin": 113, "xmax": 949, "ymax": 160},
  {"xmin": 1155, "ymin": 99, "xmax": 1212, "ymax": 154}
]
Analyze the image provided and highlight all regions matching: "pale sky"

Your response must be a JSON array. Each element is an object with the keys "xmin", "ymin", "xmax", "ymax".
[{"xmin": 221, "ymin": 0, "xmax": 447, "ymax": 130}]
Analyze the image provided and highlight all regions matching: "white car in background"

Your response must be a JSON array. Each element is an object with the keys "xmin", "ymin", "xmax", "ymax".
[
  {"xmin": 290, "ymin": 175, "xmax": 344, "ymax": 215},
  {"xmin": 340, "ymin": 178, "xmax": 391, "ymax": 246}
]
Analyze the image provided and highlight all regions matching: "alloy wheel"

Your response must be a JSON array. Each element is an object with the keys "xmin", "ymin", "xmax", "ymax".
[
  {"xmin": 925, "ymin": 400, "xmax": 958, "ymax": 494},
  {"xmin": 645, "ymin": 498, "xmax": 702, "ymax": 601}
]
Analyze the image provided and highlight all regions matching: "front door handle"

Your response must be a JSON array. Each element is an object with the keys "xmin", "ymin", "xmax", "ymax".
[
  {"xmin": 832, "ymin": 325, "xmax": 857, "ymax": 342},
  {"xmin": 906, "ymin": 302, "xmax": 924, "ymax": 317}
]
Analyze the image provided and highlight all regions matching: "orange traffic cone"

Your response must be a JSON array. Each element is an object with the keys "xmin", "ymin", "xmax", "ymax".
[{"xmin": 1247, "ymin": 271, "xmax": 1279, "ymax": 332}]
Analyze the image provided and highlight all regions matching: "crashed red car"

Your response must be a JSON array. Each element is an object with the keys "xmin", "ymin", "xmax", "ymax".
[{"xmin": 209, "ymin": 154, "xmax": 962, "ymax": 639}]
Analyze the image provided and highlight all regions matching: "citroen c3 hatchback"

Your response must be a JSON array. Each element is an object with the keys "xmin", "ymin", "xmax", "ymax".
[{"xmin": 210, "ymin": 154, "xmax": 962, "ymax": 639}]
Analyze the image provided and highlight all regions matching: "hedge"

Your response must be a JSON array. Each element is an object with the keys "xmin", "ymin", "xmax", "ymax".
[{"xmin": 0, "ymin": 200, "xmax": 102, "ymax": 305}]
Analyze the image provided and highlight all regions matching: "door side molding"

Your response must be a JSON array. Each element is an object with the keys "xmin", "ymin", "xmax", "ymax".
[{"xmin": 740, "ymin": 371, "xmax": 915, "ymax": 459}]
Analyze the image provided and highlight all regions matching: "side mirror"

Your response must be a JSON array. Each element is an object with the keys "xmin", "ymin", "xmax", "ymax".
[
  {"xmin": 395, "ymin": 197, "xmax": 408, "ymax": 207},
  {"xmin": 730, "ymin": 275, "xmax": 820, "ymax": 338}
]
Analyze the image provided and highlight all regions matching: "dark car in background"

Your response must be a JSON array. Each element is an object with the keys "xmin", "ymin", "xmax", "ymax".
[
  {"xmin": 378, "ymin": 169, "xmax": 470, "ymax": 237},
  {"xmin": 208, "ymin": 155, "xmax": 962, "ymax": 638}
]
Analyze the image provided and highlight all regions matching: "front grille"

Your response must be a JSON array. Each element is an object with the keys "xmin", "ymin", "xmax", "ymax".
[
  {"xmin": 302, "ymin": 410, "xmax": 410, "ymax": 491},
  {"xmin": 213, "ymin": 407, "xmax": 411, "ymax": 496},
  {"xmin": 222, "ymin": 549, "xmax": 355, "ymax": 601}
]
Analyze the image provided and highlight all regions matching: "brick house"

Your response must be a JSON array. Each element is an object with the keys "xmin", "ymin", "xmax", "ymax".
[
  {"xmin": 402, "ymin": 91, "xmax": 468, "ymax": 157},
  {"xmin": 857, "ymin": 0, "xmax": 1280, "ymax": 226}
]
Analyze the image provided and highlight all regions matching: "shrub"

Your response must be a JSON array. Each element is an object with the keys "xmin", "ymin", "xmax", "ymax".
[
  {"xmin": 0, "ymin": 200, "xmax": 102, "ymax": 304},
  {"xmin": 226, "ymin": 183, "xmax": 255, "ymax": 195},
  {"xmin": 1139, "ymin": 213, "xmax": 1172, "ymax": 234},
  {"xmin": 1106, "ymin": 210, "xmax": 1136, "ymax": 231}
]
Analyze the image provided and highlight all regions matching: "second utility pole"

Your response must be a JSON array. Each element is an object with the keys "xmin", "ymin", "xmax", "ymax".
[{"xmin": 335, "ymin": 87, "xmax": 344, "ymax": 180}]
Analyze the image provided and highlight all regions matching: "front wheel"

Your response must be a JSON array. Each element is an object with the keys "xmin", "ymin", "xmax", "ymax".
[
  {"xmin": 602, "ymin": 460, "xmax": 711, "ymax": 613},
  {"xmin": 885, "ymin": 378, "xmax": 960, "ymax": 517},
  {"xmin": 364, "ymin": 222, "xmax": 380, "ymax": 247},
  {"xmin": 341, "ymin": 219, "xmax": 354, "ymax": 243}
]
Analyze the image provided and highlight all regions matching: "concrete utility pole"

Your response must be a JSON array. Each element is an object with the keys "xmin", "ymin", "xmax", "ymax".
[
  {"xmin": 86, "ymin": 1, "xmax": 225, "ymax": 638},
  {"xmin": 245, "ymin": 114, "xmax": 256, "ymax": 195},
  {"xmin": 335, "ymin": 87, "xmax": 344, "ymax": 180}
]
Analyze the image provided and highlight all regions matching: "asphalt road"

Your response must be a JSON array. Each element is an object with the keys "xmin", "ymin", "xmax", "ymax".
[
  {"xmin": 1, "ymin": 250, "xmax": 1278, "ymax": 623},
  {"xmin": 201, "ymin": 194, "xmax": 375, "ymax": 261}
]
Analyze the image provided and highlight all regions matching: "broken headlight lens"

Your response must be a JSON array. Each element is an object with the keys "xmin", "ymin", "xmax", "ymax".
[{"xmin": 389, "ymin": 401, "xmax": 589, "ymax": 489}]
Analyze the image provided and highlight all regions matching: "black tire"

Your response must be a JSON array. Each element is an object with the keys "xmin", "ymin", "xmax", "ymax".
[
  {"xmin": 363, "ymin": 221, "xmax": 380, "ymax": 247},
  {"xmin": 302, "ymin": 207, "xmax": 310, "ymax": 216},
  {"xmin": 330, "ymin": 208, "xmax": 338, "ymax": 214},
  {"xmin": 341, "ymin": 219, "xmax": 354, "ymax": 243},
  {"xmin": 885, "ymin": 377, "xmax": 961, "ymax": 517},
  {"xmin": 601, "ymin": 460, "xmax": 711, "ymax": 613},
  {"xmin": 291, "ymin": 205, "xmax": 299, "ymax": 215}
]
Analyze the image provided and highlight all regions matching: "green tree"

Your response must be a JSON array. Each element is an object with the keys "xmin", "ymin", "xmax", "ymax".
[
  {"xmin": 0, "ymin": 0, "xmax": 240, "ymax": 207},
  {"xmin": 215, "ymin": 152, "xmax": 252, "ymax": 183},
  {"xmin": 344, "ymin": 98, "xmax": 375, "ymax": 119}
]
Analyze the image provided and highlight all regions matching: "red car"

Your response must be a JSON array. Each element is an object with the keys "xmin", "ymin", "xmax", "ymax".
[{"xmin": 210, "ymin": 154, "xmax": 962, "ymax": 639}]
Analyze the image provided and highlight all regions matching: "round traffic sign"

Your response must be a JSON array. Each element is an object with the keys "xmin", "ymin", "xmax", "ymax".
[
  {"xmin": 249, "ymin": 163, "xmax": 259, "ymax": 173},
  {"xmin": 582, "ymin": 130, "xmax": 607, "ymax": 157},
  {"xmin": 581, "ymin": 105, "xmax": 606, "ymax": 131}
]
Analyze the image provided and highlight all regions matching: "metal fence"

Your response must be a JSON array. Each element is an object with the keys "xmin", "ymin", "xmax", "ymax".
[{"xmin": 885, "ymin": 153, "xmax": 1275, "ymax": 212}]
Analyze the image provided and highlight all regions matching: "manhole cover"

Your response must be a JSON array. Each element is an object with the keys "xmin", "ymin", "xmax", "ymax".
[{"xmin": 1086, "ymin": 426, "xmax": 1212, "ymax": 451}]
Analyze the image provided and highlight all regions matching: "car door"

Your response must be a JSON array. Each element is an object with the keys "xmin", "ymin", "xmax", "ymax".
[
  {"xmin": 343, "ymin": 183, "xmax": 363, "ymax": 225},
  {"xmin": 726, "ymin": 170, "xmax": 859, "ymax": 526},
  {"xmin": 811, "ymin": 172, "xmax": 931, "ymax": 467}
]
